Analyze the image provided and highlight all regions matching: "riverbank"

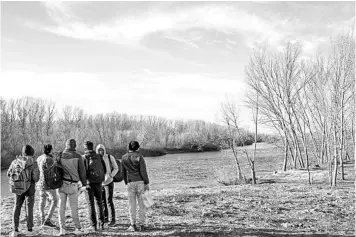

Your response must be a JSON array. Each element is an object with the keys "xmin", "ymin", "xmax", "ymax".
[
  {"xmin": 0, "ymin": 176, "xmax": 354, "ymax": 237},
  {"xmin": 1, "ymin": 144, "xmax": 222, "ymax": 170}
]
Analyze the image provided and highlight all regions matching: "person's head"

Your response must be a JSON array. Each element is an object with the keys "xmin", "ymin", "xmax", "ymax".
[
  {"xmin": 128, "ymin": 141, "xmax": 140, "ymax": 152},
  {"xmin": 96, "ymin": 144, "xmax": 106, "ymax": 156},
  {"xmin": 65, "ymin": 139, "xmax": 77, "ymax": 150},
  {"xmin": 84, "ymin": 141, "xmax": 94, "ymax": 151},
  {"xmin": 97, "ymin": 148, "xmax": 105, "ymax": 156},
  {"xmin": 22, "ymin": 145, "xmax": 35, "ymax": 157},
  {"xmin": 43, "ymin": 144, "xmax": 53, "ymax": 155}
]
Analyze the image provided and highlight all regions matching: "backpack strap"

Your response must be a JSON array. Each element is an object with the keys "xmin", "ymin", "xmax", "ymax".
[{"xmin": 84, "ymin": 154, "xmax": 90, "ymax": 177}]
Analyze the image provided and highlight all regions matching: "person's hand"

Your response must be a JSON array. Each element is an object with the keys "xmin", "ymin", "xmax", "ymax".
[
  {"xmin": 144, "ymin": 184, "xmax": 149, "ymax": 191},
  {"xmin": 86, "ymin": 185, "xmax": 91, "ymax": 190},
  {"xmin": 79, "ymin": 187, "xmax": 87, "ymax": 194}
]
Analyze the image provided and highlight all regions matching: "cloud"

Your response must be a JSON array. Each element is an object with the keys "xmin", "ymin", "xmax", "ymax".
[
  {"xmin": 164, "ymin": 35, "xmax": 200, "ymax": 49},
  {"xmin": 327, "ymin": 16, "xmax": 355, "ymax": 34},
  {"xmin": 35, "ymin": 2, "xmax": 285, "ymax": 50}
]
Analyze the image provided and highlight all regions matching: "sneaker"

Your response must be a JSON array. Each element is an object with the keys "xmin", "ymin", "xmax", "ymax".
[
  {"xmin": 126, "ymin": 225, "xmax": 136, "ymax": 232},
  {"xmin": 73, "ymin": 228, "xmax": 84, "ymax": 235},
  {"xmin": 108, "ymin": 221, "xmax": 116, "ymax": 227},
  {"xmin": 58, "ymin": 228, "xmax": 66, "ymax": 236},
  {"xmin": 10, "ymin": 230, "xmax": 19, "ymax": 237},
  {"xmin": 138, "ymin": 225, "xmax": 145, "ymax": 231},
  {"xmin": 23, "ymin": 229, "xmax": 37, "ymax": 236},
  {"xmin": 86, "ymin": 226, "xmax": 97, "ymax": 233},
  {"xmin": 43, "ymin": 220, "xmax": 57, "ymax": 228}
]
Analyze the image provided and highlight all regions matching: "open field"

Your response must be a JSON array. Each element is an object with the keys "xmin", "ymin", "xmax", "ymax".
[{"xmin": 1, "ymin": 143, "xmax": 354, "ymax": 236}]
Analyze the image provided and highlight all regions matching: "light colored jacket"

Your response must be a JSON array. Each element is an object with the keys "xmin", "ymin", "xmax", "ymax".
[
  {"xmin": 96, "ymin": 144, "xmax": 118, "ymax": 186},
  {"xmin": 61, "ymin": 148, "xmax": 87, "ymax": 186}
]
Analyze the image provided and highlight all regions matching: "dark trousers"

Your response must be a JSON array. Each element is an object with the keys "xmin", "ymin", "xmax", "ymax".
[
  {"xmin": 102, "ymin": 182, "xmax": 115, "ymax": 222},
  {"xmin": 13, "ymin": 194, "xmax": 35, "ymax": 230},
  {"xmin": 86, "ymin": 183, "xmax": 104, "ymax": 227}
]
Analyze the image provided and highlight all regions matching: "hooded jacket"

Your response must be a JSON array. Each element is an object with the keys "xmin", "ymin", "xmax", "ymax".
[
  {"xmin": 61, "ymin": 139, "xmax": 87, "ymax": 186},
  {"xmin": 96, "ymin": 144, "xmax": 118, "ymax": 186},
  {"xmin": 7, "ymin": 156, "xmax": 39, "ymax": 196}
]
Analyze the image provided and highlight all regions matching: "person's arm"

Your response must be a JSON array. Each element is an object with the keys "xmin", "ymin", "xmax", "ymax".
[
  {"xmin": 7, "ymin": 161, "xmax": 14, "ymax": 178},
  {"xmin": 139, "ymin": 155, "xmax": 149, "ymax": 185},
  {"xmin": 122, "ymin": 155, "xmax": 128, "ymax": 185},
  {"xmin": 32, "ymin": 161, "xmax": 40, "ymax": 183},
  {"xmin": 78, "ymin": 157, "xmax": 87, "ymax": 186},
  {"xmin": 109, "ymin": 155, "xmax": 119, "ymax": 178}
]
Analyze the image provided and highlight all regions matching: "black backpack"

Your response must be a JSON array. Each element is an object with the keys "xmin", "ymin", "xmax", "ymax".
[
  {"xmin": 108, "ymin": 154, "xmax": 124, "ymax": 183},
  {"xmin": 43, "ymin": 152, "xmax": 64, "ymax": 190},
  {"xmin": 84, "ymin": 152, "xmax": 106, "ymax": 184}
]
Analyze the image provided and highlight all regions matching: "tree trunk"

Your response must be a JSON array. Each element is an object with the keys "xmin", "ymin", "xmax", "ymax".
[
  {"xmin": 339, "ymin": 100, "xmax": 345, "ymax": 180},
  {"xmin": 332, "ymin": 127, "xmax": 338, "ymax": 187},
  {"xmin": 251, "ymin": 94, "xmax": 258, "ymax": 184},
  {"xmin": 283, "ymin": 139, "xmax": 288, "ymax": 172}
]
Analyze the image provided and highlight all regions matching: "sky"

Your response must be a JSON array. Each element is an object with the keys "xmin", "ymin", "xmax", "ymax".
[{"xmin": 1, "ymin": 1, "xmax": 355, "ymax": 133}]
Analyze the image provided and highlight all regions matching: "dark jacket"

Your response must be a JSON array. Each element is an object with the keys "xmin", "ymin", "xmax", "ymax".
[
  {"xmin": 7, "ymin": 156, "xmax": 39, "ymax": 196},
  {"xmin": 82, "ymin": 150, "xmax": 106, "ymax": 184},
  {"xmin": 61, "ymin": 148, "xmax": 87, "ymax": 186},
  {"xmin": 122, "ymin": 151, "xmax": 149, "ymax": 185}
]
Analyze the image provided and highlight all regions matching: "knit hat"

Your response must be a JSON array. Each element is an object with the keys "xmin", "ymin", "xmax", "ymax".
[
  {"xmin": 43, "ymin": 144, "xmax": 53, "ymax": 155},
  {"xmin": 129, "ymin": 141, "xmax": 140, "ymax": 151},
  {"xmin": 65, "ymin": 139, "xmax": 77, "ymax": 150},
  {"xmin": 22, "ymin": 145, "xmax": 35, "ymax": 156},
  {"xmin": 84, "ymin": 141, "xmax": 94, "ymax": 151}
]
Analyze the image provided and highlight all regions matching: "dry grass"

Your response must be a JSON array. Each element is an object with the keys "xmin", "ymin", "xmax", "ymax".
[{"xmin": 1, "ymin": 143, "xmax": 354, "ymax": 237}]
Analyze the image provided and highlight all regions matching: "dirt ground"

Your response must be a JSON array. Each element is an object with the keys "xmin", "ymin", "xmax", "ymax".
[{"xmin": 1, "ymin": 143, "xmax": 354, "ymax": 237}]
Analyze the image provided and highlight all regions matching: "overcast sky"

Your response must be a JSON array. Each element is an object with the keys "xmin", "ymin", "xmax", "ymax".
[{"xmin": 1, "ymin": 1, "xmax": 354, "ymax": 132}]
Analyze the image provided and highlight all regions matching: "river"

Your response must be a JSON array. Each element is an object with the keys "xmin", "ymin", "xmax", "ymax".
[{"xmin": 1, "ymin": 144, "xmax": 278, "ymax": 198}]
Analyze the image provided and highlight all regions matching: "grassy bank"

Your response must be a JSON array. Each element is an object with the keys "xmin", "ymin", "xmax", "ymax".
[{"xmin": 1, "ymin": 174, "xmax": 354, "ymax": 237}]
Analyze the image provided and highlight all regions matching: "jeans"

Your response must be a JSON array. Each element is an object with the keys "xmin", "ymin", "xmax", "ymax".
[
  {"xmin": 127, "ymin": 181, "xmax": 146, "ymax": 225},
  {"xmin": 58, "ymin": 181, "xmax": 81, "ymax": 230},
  {"xmin": 13, "ymin": 194, "xmax": 35, "ymax": 230},
  {"xmin": 102, "ymin": 181, "xmax": 115, "ymax": 222},
  {"xmin": 39, "ymin": 189, "xmax": 58, "ymax": 224},
  {"xmin": 85, "ymin": 183, "xmax": 105, "ymax": 227}
]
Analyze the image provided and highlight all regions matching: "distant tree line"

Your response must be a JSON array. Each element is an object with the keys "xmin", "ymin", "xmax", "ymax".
[{"xmin": 0, "ymin": 96, "xmax": 274, "ymax": 169}]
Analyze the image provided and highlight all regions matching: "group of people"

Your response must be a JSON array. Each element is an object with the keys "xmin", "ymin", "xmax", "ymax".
[{"xmin": 7, "ymin": 139, "xmax": 150, "ymax": 237}]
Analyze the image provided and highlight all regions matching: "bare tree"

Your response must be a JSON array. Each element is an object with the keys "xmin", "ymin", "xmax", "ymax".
[{"xmin": 220, "ymin": 98, "xmax": 244, "ymax": 180}]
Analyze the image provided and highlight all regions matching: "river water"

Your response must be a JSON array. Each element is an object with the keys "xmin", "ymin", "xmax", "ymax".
[{"xmin": 1, "ymin": 144, "xmax": 277, "ymax": 198}]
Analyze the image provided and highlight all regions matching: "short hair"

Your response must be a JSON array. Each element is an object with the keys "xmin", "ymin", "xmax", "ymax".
[
  {"xmin": 43, "ymin": 144, "xmax": 53, "ymax": 155},
  {"xmin": 129, "ymin": 141, "xmax": 140, "ymax": 151},
  {"xmin": 84, "ymin": 141, "xmax": 94, "ymax": 150}
]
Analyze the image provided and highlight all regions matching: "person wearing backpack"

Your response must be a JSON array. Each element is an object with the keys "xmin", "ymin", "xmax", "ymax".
[
  {"xmin": 36, "ymin": 144, "xmax": 58, "ymax": 228},
  {"xmin": 58, "ymin": 139, "xmax": 87, "ymax": 236},
  {"xmin": 83, "ymin": 141, "xmax": 106, "ymax": 232},
  {"xmin": 7, "ymin": 145, "xmax": 40, "ymax": 237},
  {"xmin": 96, "ymin": 144, "xmax": 119, "ymax": 227},
  {"xmin": 122, "ymin": 141, "xmax": 150, "ymax": 232}
]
